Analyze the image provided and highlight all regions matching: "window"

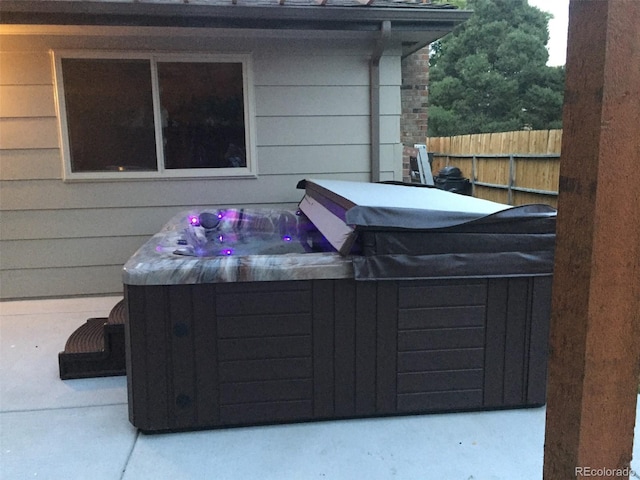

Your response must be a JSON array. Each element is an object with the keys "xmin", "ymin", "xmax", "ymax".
[{"xmin": 54, "ymin": 52, "xmax": 256, "ymax": 180}]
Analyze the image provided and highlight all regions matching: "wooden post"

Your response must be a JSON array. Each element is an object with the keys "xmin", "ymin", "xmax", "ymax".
[{"xmin": 543, "ymin": 0, "xmax": 640, "ymax": 479}]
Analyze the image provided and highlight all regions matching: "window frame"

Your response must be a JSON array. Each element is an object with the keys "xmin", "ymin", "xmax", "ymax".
[{"xmin": 53, "ymin": 50, "xmax": 257, "ymax": 181}]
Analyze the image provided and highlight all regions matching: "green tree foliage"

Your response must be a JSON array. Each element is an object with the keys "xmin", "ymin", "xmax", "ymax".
[{"xmin": 428, "ymin": 0, "xmax": 565, "ymax": 136}]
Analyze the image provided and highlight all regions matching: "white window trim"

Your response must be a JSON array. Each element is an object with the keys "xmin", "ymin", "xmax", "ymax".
[{"xmin": 52, "ymin": 50, "xmax": 258, "ymax": 181}]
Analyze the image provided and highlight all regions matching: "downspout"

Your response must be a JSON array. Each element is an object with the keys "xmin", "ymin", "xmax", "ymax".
[{"xmin": 370, "ymin": 20, "xmax": 391, "ymax": 183}]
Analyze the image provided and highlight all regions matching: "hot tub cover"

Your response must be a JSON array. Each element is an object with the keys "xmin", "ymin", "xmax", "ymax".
[
  {"xmin": 297, "ymin": 178, "xmax": 557, "ymax": 280},
  {"xmin": 297, "ymin": 178, "xmax": 555, "ymax": 232}
]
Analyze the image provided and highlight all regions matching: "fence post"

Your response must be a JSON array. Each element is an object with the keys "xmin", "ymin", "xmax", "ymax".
[
  {"xmin": 508, "ymin": 154, "xmax": 515, "ymax": 205},
  {"xmin": 472, "ymin": 154, "xmax": 477, "ymax": 197}
]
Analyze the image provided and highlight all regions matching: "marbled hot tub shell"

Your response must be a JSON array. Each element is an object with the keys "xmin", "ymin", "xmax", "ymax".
[{"xmin": 123, "ymin": 208, "xmax": 354, "ymax": 286}]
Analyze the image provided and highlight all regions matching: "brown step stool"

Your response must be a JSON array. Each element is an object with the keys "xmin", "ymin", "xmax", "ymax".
[{"xmin": 58, "ymin": 300, "xmax": 126, "ymax": 380}]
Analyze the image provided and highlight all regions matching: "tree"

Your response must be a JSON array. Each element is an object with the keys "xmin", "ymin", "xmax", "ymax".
[{"xmin": 428, "ymin": 0, "xmax": 565, "ymax": 136}]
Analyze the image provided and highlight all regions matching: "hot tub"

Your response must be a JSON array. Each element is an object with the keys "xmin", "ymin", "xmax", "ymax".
[{"xmin": 124, "ymin": 180, "xmax": 555, "ymax": 432}]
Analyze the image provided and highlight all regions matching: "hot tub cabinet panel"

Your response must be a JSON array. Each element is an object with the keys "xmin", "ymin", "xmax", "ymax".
[{"xmin": 125, "ymin": 275, "xmax": 551, "ymax": 432}]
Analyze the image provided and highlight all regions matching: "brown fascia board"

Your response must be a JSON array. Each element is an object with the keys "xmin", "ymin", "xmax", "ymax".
[{"xmin": 0, "ymin": 1, "xmax": 472, "ymax": 35}]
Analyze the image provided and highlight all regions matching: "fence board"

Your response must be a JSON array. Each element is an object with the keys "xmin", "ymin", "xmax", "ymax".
[
  {"xmin": 516, "ymin": 158, "xmax": 560, "ymax": 192},
  {"xmin": 477, "ymin": 158, "xmax": 508, "ymax": 185},
  {"xmin": 474, "ymin": 185, "xmax": 508, "ymax": 204},
  {"xmin": 494, "ymin": 132, "xmax": 505, "ymax": 154},
  {"xmin": 455, "ymin": 158, "xmax": 473, "ymax": 180},
  {"xmin": 514, "ymin": 191, "xmax": 558, "ymax": 208},
  {"xmin": 528, "ymin": 130, "xmax": 548, "ymax": 153},
  {"xmin": 548, "ymin": 129, "xmax": 562, "ymax": 153}
]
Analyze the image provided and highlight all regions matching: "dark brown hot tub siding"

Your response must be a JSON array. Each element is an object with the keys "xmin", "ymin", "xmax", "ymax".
[{"xmin": 125, "ymin": 276, "xmax": 551, "ymax": 432}]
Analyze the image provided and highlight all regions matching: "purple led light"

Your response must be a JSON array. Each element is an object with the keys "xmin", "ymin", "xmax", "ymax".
[
  {"xmin": 217, "ymin": 210, "xmax": 225, "ymax": 219},
  {"xmin": 188, "ymin": 215, "xmax": 200, "ymax": 227},
  {"xmin": 218, "ymin": 235, "xmax": 224, "ymax": 243},
  {"xmin": 282, "ymin": 235, "xmax": 292, "ymax": 242},
  {"xmin": 221, "ymin": 248, "xmax": 233, "ymax": 256}
]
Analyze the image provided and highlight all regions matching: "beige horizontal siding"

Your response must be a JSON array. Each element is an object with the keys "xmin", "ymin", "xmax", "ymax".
[
  {"xmin": 0, "ymin": 149, "xmax": 61, "ymax": 180},
  {"xmin": 255, "ymin": 54, "xmax": 370, "ymax": 86},
  {"xmin": 1, "ymin": 206, "xmax": 182, "ymax": 240},
  {"xmin": 257, "ymin": 144, "xmax": 400, "ymax": 175},
  {"xmin": 0, "ymin": 117, "xmax": 59, "ymax": 150},
  {"xmin": 0, "ymin": 85, "xmax": 56, "ymax": 117},
  {"xmin": 255, "ymin": 85, "xmax": 399, "ymax": 117},
  {"xmin": 0, "ymin": 51, "xmax": 52, "ymax": 85},
  {"xmin": 258, "ymin": 145, "xmax": 370, "ymax": 175},
  {"xmin": 1, "ymin": 236, "xmax": 147, "ymax": 270},
  {"xmin": 385, "ymin": 142, "xmax": 404, "ymax": 180},
  {"xmin": 0, "ymin": 265, "xmax": 125, "ymax": 299},
  {"xmin": 256, "ymin": 115, "xmax": 399, "ymax": 147},
  {"xmin": 254, "ymin": 53, "xmax": 400, "ymax": 86}
]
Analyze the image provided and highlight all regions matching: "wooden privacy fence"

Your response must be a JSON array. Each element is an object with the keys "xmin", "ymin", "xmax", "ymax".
[{"xmin": 426, "ymin": 130, "xmax": 562, "ymax": 207}]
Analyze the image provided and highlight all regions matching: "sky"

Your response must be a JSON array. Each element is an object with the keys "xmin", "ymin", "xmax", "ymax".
[{"xmin": 527, "ymin": 0, "xmax": 570, "ymax": 66}]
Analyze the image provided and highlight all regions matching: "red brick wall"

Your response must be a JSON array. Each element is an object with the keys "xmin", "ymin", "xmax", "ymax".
[{"xmin": 400, "ymin": 47, "xmax": 429, "ymax": 182}]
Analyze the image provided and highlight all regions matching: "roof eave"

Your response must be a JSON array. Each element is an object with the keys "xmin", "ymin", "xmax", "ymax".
[
  {"xmin": 0, "ymin": 1, "xmax": 471, "ymax": 53},
  {"xmin": 0, "ymin": 1, "xmax": 471, "ymax": 23}
]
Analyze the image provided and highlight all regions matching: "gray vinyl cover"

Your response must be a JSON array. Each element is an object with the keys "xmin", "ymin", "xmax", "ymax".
[{"xmin": 297, "ymin": 179, "xmax": 557, "ymax": 280}]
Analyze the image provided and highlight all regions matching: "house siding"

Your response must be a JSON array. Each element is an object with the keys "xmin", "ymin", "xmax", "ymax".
[{"xmin": 0, "ymin": 27, "xmax": 402, "ymax": 299}]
